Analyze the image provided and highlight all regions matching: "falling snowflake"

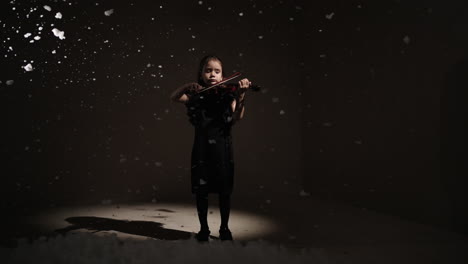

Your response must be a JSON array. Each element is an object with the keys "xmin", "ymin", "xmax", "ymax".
[
  {"xmin": 24, "ymin": 33, "xmax": 32, "ymax": 38},
  {"xmin": 279, "ymin": 110, "xmax": 285, "ymax": 115},
  {"xmin": 52, "ymin": 28, "xmax": 65, "ymax": 39},
  {"xmin": 200, "ymin": 179, "xmax": 207, "ymax": 185},
  {"xmin": 208, "ymin": 139, "xmax": 216, "ymax": 144},
  {"xmin": 23, "ymin": 63, "xmax": 33, "ymax": 72},
  {"xmin": 325, "ymin": 12, "xmax": 335, "ymax": 20},
  {"xmin": 104, "ymin": 9, "xmax": 114, "ymax": 16},
  {"xmin": 272, "ymin": 97, "xmax": 279, "ymax": 103},
  {"xmin": 299, "ymin": 190, "xmax": 310, "ymax": 197},
  {"xmin": 34, "ymin": 36, "xmax": 41, "ymax": 40},
  {"xmin": 258, "ymin": 35, "xmax": 264, "ymax": 39},
  {"xmin": 403, "ymin": 35, "xmax": 410, "ymax": 44},
  {"xmin": 101, "ymin": 199, "xmax": 112, "ymax": 205},
  {"xmin": 43, "ymin": 5, "xmax": 52, "ymax": 11},
  {"xmin": 55, "ymin": 12, "xmax": 62, "ymax": 19},
  {"xmin": 6, "ymin": 80, "xmax": 14, "ymax": 85}
]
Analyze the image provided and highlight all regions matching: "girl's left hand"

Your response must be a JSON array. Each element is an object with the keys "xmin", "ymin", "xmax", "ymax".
[{"xmin": 238, "ymin": 78, "xmax": 251, "ymax": 92}]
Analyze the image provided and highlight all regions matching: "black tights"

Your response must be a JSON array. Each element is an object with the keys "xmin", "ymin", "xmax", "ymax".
[{"xmin": 196, "ymin": 192, "xmax": 231, "ymax": 231}]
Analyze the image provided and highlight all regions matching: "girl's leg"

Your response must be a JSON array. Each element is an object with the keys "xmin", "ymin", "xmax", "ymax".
[
  {"xmin": 218, "ymin": 192, "xmax": 233, "ymax": 240},
  {"xmin": 195, "ymin": 191, "xmax": 209, "ymax": 231},
  {"xmin": 219, "ymin": 193, "xmax": 231, "ymax": 230}
]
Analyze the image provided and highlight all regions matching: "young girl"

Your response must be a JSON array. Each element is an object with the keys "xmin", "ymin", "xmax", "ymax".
[{"xmin": 170, "ymin": 55, "xmax": 250, "ymax": 242}]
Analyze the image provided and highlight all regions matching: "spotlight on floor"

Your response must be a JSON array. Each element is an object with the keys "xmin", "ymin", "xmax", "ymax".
[{"xmin": 33, "ymin": 203, "xmax": 279, "ymax": 241}]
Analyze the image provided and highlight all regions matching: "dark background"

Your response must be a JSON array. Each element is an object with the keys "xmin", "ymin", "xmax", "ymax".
[{"xmin": 1, "ymin": 0, "xmax": 466, "ymax": 234}]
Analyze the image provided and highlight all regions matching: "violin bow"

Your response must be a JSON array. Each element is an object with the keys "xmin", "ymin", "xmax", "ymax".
[{"xmin": 196, "ymin": 72, "xmax": 242, "ymax": 94}]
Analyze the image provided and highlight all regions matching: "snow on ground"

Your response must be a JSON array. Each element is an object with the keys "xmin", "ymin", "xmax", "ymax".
[{"xmin": 0, "ymin": 232, "xmax": 326, "ymax": 264}]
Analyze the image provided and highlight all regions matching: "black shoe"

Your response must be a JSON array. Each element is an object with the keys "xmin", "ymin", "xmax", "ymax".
[
  {"xmin": 219, "ymin": 228, "xmax": 233, "ymax": 241},
  {"xmin": 195, "ymin": 229, "xmax": 210, "ymax": 242}
]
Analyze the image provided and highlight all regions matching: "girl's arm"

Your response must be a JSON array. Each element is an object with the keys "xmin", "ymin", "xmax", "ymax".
[
  {"xmin": 170, "ymin": 83, "xmax": 200, "ymax": 103},
  {"xmin": 232, "ymin": 78, "xmax": 249, "ymax": 121},
  {"xmin": 232, "ymin": 93, "xmax": 246, "ymax": 120}
]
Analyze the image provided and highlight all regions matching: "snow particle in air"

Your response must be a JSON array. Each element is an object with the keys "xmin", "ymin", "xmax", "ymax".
[
  {"xmin": 43, "ymin": 5, "xmax": 52, "ymax": 11},
  {"xmin": 52, "ymin": 50, "xmax": 56, "ymax": 54},
  {"xmin": 258, "ymin": 35, "xmax": 264, "ymax": 39},
  {"xmin": 208, "ymin": 139, "xmax": 216, "ymax": 144},
  {"xmin": 403, "ymin": 35, "xmax": 410, "ymax": 44},
  {"xmin": 325, "ymin": 12, "xmax": 335, "ymax": 20},
  {"xmin": 104, "ymin": 9, "xmax": 114, "ymax": 16},
  {"xmin": 52, "ymin": 28, "xmax": 65, "ymax": 39},
  {"xmin": 6, "ymin": 80, "xmax": 14, "ymax": 85},
  {"xmin": 198, "ymin": 1, "xmax": 203, "ymax": 5},
  {"xmin": 299, "ymin": 190, "xmax": 310, "ymax": 197},
  {"xmin": 34, "ymin": 36, "xmax": 41, "ymax": 40},
  {"xmin": 24, "ymin": 33, "xmax": 32, "ymax": 38},
  {"xmin": 55, "ymin": 12, "xmax": 62, "ymax": 19},
  {"xmin": 272, "ymin": 97, "xmax": 279, "ymax": 103},
  {"xmin": 279, "ymin": 109, "xmax": 285, "ymax": 115},
  {"xmin": 354, "ymin": 139, "xmax": 362, "ymax": 145},
  {"xmin": 101, "ymin": 199, "xmax": 112, "ymax": 205},
  {"xmin": 23, "ymin": 63, "xmax": 33, "ymax": 72},
  {"xmin": 239, "ymin": 12, "xmax": 244, "ymax": 16}
]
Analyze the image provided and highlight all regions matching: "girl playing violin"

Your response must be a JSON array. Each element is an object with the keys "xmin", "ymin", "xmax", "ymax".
[{"xmin": 170, "ymin": 55, "xmax": 250, "ymax": 242}]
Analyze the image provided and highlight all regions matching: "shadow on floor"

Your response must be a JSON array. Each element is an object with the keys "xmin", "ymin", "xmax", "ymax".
[{"xmin": 55, "ymin": 216, "xmax": 196, "ymax": 241}]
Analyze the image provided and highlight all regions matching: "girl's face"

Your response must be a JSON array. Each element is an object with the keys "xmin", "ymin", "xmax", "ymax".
[{"xmin": 201, "ymin": 59, "xmax": 223, "ymax": 86}]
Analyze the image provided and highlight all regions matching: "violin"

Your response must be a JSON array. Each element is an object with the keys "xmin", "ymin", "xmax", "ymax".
[
  {"xmin": 204, "ymin": 83, "xmax": 261, "ymax": 95},
  {"xmin": 196, "ymin": 72, "xmax": 261, "ymax": 94}
]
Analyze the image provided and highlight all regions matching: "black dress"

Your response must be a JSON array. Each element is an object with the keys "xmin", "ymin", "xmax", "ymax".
[{"xmin": 185, "ymin": 87, "xmax": 238, "ymax": 195}]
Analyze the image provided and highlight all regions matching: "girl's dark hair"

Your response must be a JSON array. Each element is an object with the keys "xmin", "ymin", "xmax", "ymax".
[{"xmin": 197, "ymin": 55, "xmax": 227, "ymax": 86}]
